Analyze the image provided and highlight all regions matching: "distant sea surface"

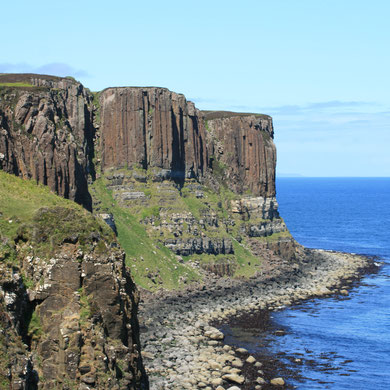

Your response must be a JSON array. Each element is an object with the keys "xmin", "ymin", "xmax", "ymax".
[{"xmin": 225, "ymin": 178, "xmax": 390, "ymax": 389}]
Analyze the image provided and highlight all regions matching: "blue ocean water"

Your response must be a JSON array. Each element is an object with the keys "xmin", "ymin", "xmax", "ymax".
[
  {"xmin": 228, "ymin": 178, "xmax": 390, "ymax": 389},
  {"xmin": 276, "ymin": 178, "xmax": 390, "ymax": 259}
]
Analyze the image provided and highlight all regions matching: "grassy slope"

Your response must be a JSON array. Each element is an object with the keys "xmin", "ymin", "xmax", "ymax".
[
  {"xmin": 90, "ymin": 171, "xmax": 274, "ymax": 288},
  {"xmin": 0, "ymin": 171, "xmax": 114, "ymax": 261},
  {"xmin": 0, "ymin": 168, "xmax": 289, "ymax": 292},
  {"xmin": 91, "ymin": 178, "xmax": 201, "ymax": 290}
]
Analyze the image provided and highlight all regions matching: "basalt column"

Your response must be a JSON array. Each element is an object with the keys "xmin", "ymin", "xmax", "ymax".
[{"xmin": 99, "ymin": 87, "xmax": 207, "ymax": 182}]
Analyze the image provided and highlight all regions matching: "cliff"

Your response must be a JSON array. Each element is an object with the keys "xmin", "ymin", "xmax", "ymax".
[
  {"xmin": 0, "ymin": 171, "xmax": 147, "ymax": 389},
  {"xmin": 0, "ymin": 75, "xmax": 298, "ymax": 287},
  {"xmin": 98, "ymin": 88, "xmax": 276, "ymax": 197},
  {"xmin": 0, "ymin": 74, "xmax": 93, "ymax": 210},
  {"xmin": 89, "ymin": 86, "xmax": 296, "ymax": 289},
  {"xmin": 99, "ymin": 87, "xmax": 207, "ymax": 182},
  {"xmin": 1, "ymin": 74, "xmax": 301, "ymax": 387},
  {"xmin": 0, "ymin": 76, "xmax": 278, "ymax": 210},
  {"xmin": 203, "ymin": 110, "xmax": 276, "ymax": 198}
]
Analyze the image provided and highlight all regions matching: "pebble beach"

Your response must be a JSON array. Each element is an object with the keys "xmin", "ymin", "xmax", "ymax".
[{"xmin": 139, "ymin": 249, "xmax": 375, "ymax": 389}]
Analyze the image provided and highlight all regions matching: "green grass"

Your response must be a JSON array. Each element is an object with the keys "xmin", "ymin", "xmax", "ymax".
[
  {"xmin": 89, "ymin": 170, "xmax": 278, "ymax": 287},
  {"xmin": 92, "ymin": 91, "xmax": 101, "ymax": 125},
  {"xmin": 232, "ymin": 239, "xmax": 263, "ymax": 277},
  {"xmin": 180, "ymin": 188, "xmax": 208, "ymax": 219},
  {"xmin": 182, "ymin": 236, "xmax": 262, "ymax": 278},
  {"xmin": 0, "ymin": 171, "xmax": 79, "ymax": 239},
  {"xmin": 78, "ymin": 287, "xmax": 93, "ymax": 325},
  {"xmin": 258, "ymin": 230, "xmax": 292, "ymax": 242},
  {"xmin": 0, "ymin": 171, "xmax": 114, "ymax": 259},
  {"xmin": 28, "ymin": 311, "xmax": 43, "ymax": 342},
  {"xmin": 140, "ymin": 205, "xmax": 160, "ymax": 219},
  {"xmin": 210, "ymin": 157, "xmax": 227, "ymax": 182},
  {"xmin": 0, "ymin": 82, "xmax": 35, "ymax": 88},
  {"xmin": 91, "ymin": 178, "xmax": 201, "ymax": 290},
  {"xmin": 0, "ymin": 243, "xmax": 17, "ymax": 265}
]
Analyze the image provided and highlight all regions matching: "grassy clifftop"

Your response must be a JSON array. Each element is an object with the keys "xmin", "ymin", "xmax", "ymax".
[{"xmin": 0, "ymin": 171, "xmax": 114, "ymax": 263}]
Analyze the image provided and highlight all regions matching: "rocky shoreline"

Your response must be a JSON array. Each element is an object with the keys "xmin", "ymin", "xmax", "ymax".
[{"xmin": 138, "ymin": 249, "xmax": 378, "ymax": 390}]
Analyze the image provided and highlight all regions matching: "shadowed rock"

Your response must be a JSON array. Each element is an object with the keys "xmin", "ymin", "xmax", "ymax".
[
  {"xmin": 204, "ymin": 111, "xmax": 276, "ymax": 197},
  {"xmin": 99, "ymin": 87, "xmax": 207, "ymax": 183},
  {"xmin": 0, "ymin": 74, "xmax": 93, "ymax": 210}
]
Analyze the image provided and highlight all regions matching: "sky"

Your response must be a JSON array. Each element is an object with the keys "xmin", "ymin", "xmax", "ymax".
[{"xmin": 1, "ymin": 0, "xmax": 389, "ymax": 176}]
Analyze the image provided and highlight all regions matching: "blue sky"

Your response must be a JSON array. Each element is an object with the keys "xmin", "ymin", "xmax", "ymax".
[{"xmin": 1, "ymin": 0, "xmax": 389, "ymax": 176}]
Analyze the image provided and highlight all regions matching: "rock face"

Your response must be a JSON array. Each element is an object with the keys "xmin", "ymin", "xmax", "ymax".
[
  {"xmin": 99, "ymin": 87, "xmax": 207, "ymax": 181},
  {"xmin": 164, "ymin": 237, "xmax": 234, "ymax": 256},
  {"xmin": 0, "ymin": 74, "xmax": 93, "ymax": 210},
  {"xmin": 98, "ymin": 93, "xmax": 277, "ymax": 199},
  {"xmin": 0, "ymin": 206, "xmax": 147, "ymax": 389},
  {"xmin": 204, "ymin": 111, "xmax": 276, "ymax": 197},
  {"xmin": 0, "ymin": 75, "xmax": 279, "ymax": 210},
  {"xmin": 231, "ymin": 196, "xmax": 280, "ymax": 220}
]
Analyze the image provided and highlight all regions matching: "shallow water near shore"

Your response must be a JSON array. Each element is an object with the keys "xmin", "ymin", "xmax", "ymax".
[{"xmin": 223, "ymin": 178, "xmax": 390, "ymax": 389}]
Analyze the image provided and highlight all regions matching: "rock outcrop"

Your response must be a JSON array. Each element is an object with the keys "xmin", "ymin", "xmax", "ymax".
[
  {"xmin": 0, "ymin": 74, "xmax": 93, "ymax": 210},
  {"xmin": 0, "ymin": 204, "xmax": 147, "ymax": 389},
  {"xmin": 204, "ymin": 111, "xmax": 276, "ymax": 197},
  {"xmin": 164, "ymin": 237, "xmax": 234, "ymax": 256},
  {"xmin": 0, "ymin": 75, "xmax": 279, "ymax": 212},
  {"xmin": 99, "ymin": 87, "xmax": 207, "ymax": 182},
  {"xmin": 98, "ymin": 91, "xmax": 277, "ymax": 200},
  {"xmin": 231, "ymin": 196, "xmax": 280, "ymax": 220}
]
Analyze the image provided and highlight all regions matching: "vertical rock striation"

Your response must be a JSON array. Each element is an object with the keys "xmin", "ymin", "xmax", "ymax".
[
  {"xmin": 203, "ymin": 111, "xmax": 276, "ymax": 198},
  {"xmin": 0, "ymin": 75, "xmax": 279, "ymax": 211},
  {"xmin": 0, "ymin": 74, "xmax": 93, "ymax": 210},
  {"xmin": 99, "ymin": 87, "xmax": 207, "ymax": 181}
]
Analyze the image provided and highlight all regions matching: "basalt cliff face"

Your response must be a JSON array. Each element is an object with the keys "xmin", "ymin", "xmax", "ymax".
[
  {"xmin": 0, "ymin": 74, "xmax": 279, "ymax": 218},
  {"xmin": 0, "ymin": 74, "xmax": 93, "ymax": 210},
  {"xmin": 99, "ymin": 87, "xmax": 207, "ymax": 181},
  {"xmin": 90, "ymin": 84, "xmax": 297, "ymax": 290},
  {"xmin": 1, "ymin": 74, "xmax": 300, "ymax": 388},
  {"xmin": 204, "ymin": 111, "xmax": 276, "ymax": 198}
]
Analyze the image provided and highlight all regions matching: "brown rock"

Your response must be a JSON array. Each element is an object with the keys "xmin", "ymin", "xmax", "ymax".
[
  {"xmin": 204, "ymin": 111, "xmax": 276, "ymax": 197},
  {"xmin": 0, "ymin": 205, "xmax": 147, "ymax": 389},
  {"xmin": 0, "ymin": 74, "xmax": 93, "ymax": 210},
  {"xmin": 99, "ymin": 87, "xmax": 207, "ymax": 181},
  {"xmin": 222, "ymin": 373, "xmax": 245, "ymax": 384}
]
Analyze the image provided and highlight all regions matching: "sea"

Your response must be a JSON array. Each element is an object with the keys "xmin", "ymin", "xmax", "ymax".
[{"xmin": 224, "ymin": 178, "xmax": 390, "ymax": 389}]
